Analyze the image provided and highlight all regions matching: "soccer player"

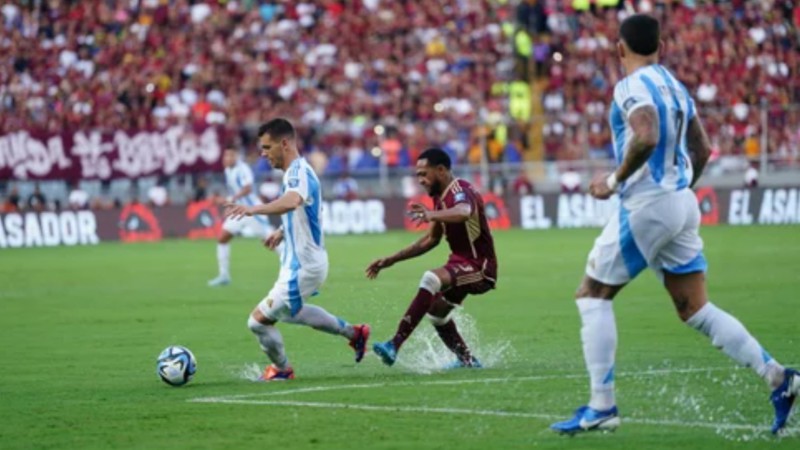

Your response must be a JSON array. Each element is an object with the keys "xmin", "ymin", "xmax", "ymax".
[
  {"xmin": 366, "ymin": 148, "xmax": 498, "ymax": 369},
  {"xmin": 225, "ymin": 118, "xmax": 370, "ymax": 380},
  {"xmin": 550, "ymin": 14, "xmax": 798, "ymax": 435},
  {"xmin": 207, "ymin": 148, "xmax": 271, "ymax": 287}
]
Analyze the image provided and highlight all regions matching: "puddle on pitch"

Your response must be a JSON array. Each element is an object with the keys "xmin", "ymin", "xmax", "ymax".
[{"xmin": 394, "ymin": 311, "xmax": 516, "ymax": 375}]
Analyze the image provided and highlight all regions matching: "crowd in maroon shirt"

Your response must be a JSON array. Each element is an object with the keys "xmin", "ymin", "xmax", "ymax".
[
  {"xmin": 540, "ymin": 1, "xmax": 799, "ymax": 165},
  {"xmin": 2, "ymin": 1, "xmax": 798, "ymax": 172},
  {"xmin": 1, "ymin": 0, "xmax": 514, "ymax": 172}
]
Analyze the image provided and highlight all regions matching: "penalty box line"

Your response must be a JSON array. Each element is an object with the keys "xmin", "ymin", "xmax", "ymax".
[{"xmin": 188, "ymin": 366, "xmax": 775, "ymax": 432}]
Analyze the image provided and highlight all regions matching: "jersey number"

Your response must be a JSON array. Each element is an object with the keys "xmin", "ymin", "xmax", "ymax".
[{"xmin": 673, "ymin": 110, "xmax": 684, "ymax": 166}]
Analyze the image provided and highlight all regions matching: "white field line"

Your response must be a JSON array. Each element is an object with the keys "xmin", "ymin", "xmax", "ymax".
[
  {"xmin": 187, "ymin": 398, "xmax": 769, "ymax": 432},
  {"xmin": 193, "ymin": 366, "xmax": 736, "ymax": 401},
  {"xmin": 186, "ymin": 366, "xmax": 777, "ymax": 431}
]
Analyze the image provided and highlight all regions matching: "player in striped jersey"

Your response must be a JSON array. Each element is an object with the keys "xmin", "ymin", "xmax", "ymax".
[
  {"xmin": 550, "ymin": 14, "xmax": 798, "ymax": 435},
  {"xmin": 208, "ymin": 149, "xmax": 272, "ymax": 287},
  {"xmin": 224, "ymin": 118, "xmax": 369, "ymax": 381}
]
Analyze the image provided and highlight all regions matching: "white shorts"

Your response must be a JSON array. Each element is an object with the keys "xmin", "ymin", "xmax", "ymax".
[
  {"xmin": 257, "ymin": 260, "xmax": 328, "ymax": 321},
  {"xmin": 222, "ymin": 215, "xmax": 271, "ymax": 238},
  {"xmin": 586, "ymin": 189, "xmax": 706, "ymax": 285}
]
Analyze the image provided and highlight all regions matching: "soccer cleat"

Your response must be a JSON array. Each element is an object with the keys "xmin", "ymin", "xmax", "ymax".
[
  {"xmin": 257, "ymin": 364, "xmax": 295, "ymax": 382},
  {"xmin": 444, "ymin": 356, "xmax": 483, "ymax": 370},
  {"xmin": 207, "ymin": 275, "xmax": 230, "ymax": 287},
  {"xmin": 770, "ymin": 368, "xmax": 800, "ymax": 434},
  {"xmin": 349, "ymin": 324, "xmax": 371, "ymax": 363},
  {"xmin": 550, "ymin": 405, "xmax": 620, "ymax": 435},
  {"xmin": 373, "ymin": 340, "xmax": 397, "ymax": 366}
]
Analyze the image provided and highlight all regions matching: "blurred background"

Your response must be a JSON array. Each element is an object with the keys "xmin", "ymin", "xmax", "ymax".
[{"xmin": 1, "ymin": 0, "xmax": 798, "ymax": 213}]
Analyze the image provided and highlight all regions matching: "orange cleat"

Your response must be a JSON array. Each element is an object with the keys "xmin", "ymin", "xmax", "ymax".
[
  {"xmin": 257, "ymin": 364, "xmax": 295, "ymax": 381},
  {"xmin": 349, "ymin": 324, "xmax": 371, "ymax": 363}
]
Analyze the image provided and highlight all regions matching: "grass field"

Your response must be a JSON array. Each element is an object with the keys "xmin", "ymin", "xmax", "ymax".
[{"xmin": 1, "ymin": 226, "xmax": 799, "ymax": 449}]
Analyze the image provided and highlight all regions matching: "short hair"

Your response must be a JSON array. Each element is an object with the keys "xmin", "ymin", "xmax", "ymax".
[
  {"xmin": 258, "ymin": 118, "xmax": 295, "ymax": 140},
  {"xmin": 620, "ymin": 14, "xmax": 660, "ymax": 56},
  {"xmin": 418, "ymin": 147, "xmax": 451, "ymax": 170}
]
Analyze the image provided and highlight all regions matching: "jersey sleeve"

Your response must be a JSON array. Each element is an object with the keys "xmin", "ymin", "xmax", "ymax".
[
  {"xmin": 446, "ymin": 182, "xmax": 476, "ymax": 211},
  {"xmin": 237, "ymin": 164, "xmax": 254, "ymax": 188},
  {"xmin": 283, "ymin": 165, "xmax": 309, "ymax": 202},
  {"xmin": 613, "ymin": 77, "xmax": 656, "ymax": 119}
]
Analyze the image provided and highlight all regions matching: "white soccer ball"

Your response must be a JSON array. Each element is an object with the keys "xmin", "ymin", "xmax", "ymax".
[{"xmin": 156, "ymin": 345, "xmax": 197, "ymax": 387}]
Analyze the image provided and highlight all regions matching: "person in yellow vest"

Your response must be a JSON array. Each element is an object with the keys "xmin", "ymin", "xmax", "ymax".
[{"xmin": 509, "ymin": 81, "xmax": 531, "ymax": 122}]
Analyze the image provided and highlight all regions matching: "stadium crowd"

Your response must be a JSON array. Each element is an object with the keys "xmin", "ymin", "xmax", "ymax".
[
  {"xmin": 0, "ymin": 0, "xmax": 798, "ymax": 181},
  {"xmin": 540, "ymin": 0, "xmax": 800, "ymax": 164}
]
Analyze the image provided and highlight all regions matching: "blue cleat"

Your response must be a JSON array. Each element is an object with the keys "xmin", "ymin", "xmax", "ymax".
[
  {"xmin": 373, "ymin": 340, "xmax": 397, "ymax": 366},
  {"xmin": 550, "ymin": 405, "xmax": 620, "ymax": 435},
  {"xmin": 770, "ymin": 368, "xmax": 800, "ymax": 434},
  {"xmin": 444, "ymin": 356, "xmax": 483, "ymax": 370}
]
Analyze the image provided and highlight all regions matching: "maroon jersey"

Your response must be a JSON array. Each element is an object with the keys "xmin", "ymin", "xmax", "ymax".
[{"xmin": 435, "ymin": 179, "xmax": 497, "ymax": 263}]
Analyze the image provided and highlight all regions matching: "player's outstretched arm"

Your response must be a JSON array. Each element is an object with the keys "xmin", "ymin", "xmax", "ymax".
[
  {"xmin": 590, "ymin": 105, "xmax": 659, "ymax": 199},
  {"xmin": 224, "ymin": 191, "xmax": 303, "ymax": 219},
  {"xmin": 685, "ymin": 116, "xmax": 712, "ymax": 188},
  {"xmin": 409, "ymin": 202, "xmax": 471, "ymax": 224},
  {"xmin": 365, "ymin": 223, "xmax": 443, "ymax": 279}
]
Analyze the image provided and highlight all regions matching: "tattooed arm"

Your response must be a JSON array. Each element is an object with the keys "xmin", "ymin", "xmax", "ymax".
[
  {"xmin": 365, "ymin": 223, "xmax": 443, "ymax": 279},
  {"xmin": 685, "ymin": 116, "xmax": 712, "ymax": 188},
  {"xmin": 615, "ymin": 105, "xmax": 660, "ymax": 182},
  {"xmin": 590, "ymin": 105, "xmax": 660, "ymax": 199}
]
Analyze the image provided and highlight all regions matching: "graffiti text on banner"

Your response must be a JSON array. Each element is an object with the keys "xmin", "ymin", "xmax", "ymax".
[{"xmin": 0, "ymin": 126, "xmax": 223, "ymax": 181}]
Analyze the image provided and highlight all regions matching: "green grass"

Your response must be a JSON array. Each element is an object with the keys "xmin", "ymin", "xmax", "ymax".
[{"xmin": 1, "ymin": 226, "xmax": 799, "ymax": 449}]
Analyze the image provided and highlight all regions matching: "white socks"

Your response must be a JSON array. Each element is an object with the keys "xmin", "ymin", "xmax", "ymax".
[
  {"xmin": 687, "ymin": 302, "xmax": 785, "ymax": 388},
  {"xmin": 284, "ymin": 304, "xmax": 355, "ymax": 340},
  {"xmin": 247, "ymin": 316, "xmax": 289, "ymax": 369},
  {"xmin": 217, "ymin": 243, "xmax": 230, "ymax": 278},
  {"xmin": 577, "ymin": 298, "xmax": 617, "ymax": 411}
]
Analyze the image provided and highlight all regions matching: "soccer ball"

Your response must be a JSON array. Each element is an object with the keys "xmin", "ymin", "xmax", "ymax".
[{"xmin": 156, "ymin": 345, "xmax": 197, "ymax": 387}]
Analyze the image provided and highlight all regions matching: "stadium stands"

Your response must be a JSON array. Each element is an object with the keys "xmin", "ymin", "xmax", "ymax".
[{"xmin": 0, "ymin": 1, "xmax": 797, "ymax": 180}]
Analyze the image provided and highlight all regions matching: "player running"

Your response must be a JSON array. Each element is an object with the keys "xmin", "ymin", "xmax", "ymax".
[
  {"xmin": 208, "ymin": 148, "xmax": 272, "ymax": 287},
  {"xmin": 550, "ymin": 14, "xmax": 798, "ymax": 435},
  {"xmin": 366, "ymin": 148, "xmax": 498, "ymax": 369},
  {"xmin": 225, "ymin": 118, "xmax": 370, "ymax": 381}
]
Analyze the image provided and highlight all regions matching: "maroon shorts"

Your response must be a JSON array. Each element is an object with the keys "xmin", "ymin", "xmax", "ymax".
[{"xmin": 441, "ymin": 254, "xmax": 497, "ymax": 304}]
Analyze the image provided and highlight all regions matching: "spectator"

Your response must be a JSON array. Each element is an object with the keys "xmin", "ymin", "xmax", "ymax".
[
  {"xmin": 511, "ymin": 169, "xmax": 535, "ymax": 195},
  {"xmin": 560, "ymin": 168, "xmax": 582, "ymax": 193},
  {"xmin": 744, "ymin": 165, "xmax": 759, "ymax": 188},
  {"xmin": 333, "ymin": 172, "xmax": 359, "ymax": 201},
  {"xmin": 147, "ymin": 184, "xmax": 169, "ymax": 207},
  {"xmin": 27, "ymin": 183, "xmax": 47, "ymax": 212},
  {"xmin": 259, "ymin": 177, "xmax": 281, "ymax": 203},
  {"xmin": 2, "ymin": 186, "xmax": 21, "ymax": 213},
  {"xmin": 68, "ymin": 184, "xmax": 90, "ymax": 210}
]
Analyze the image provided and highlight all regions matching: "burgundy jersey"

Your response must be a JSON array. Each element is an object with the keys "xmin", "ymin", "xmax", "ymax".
[{"xmin": 435, "ymin": 179, "xmax": 496, "ymax": 263}]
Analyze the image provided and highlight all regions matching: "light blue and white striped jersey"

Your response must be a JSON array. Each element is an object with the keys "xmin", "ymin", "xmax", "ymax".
[
  {"xmin": 225, "ymin": 160, "xmax": 262, "ymax": 207},
  {"xmin": 280, "ymin": 157, "xmax": 325, "ymax": 270},
  {"xmin": 609, "ymin": 64, "xmax": 696, "ymax": 209}
]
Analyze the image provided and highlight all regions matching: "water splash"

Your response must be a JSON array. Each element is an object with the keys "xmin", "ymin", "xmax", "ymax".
[
  {"xmin": 235, "ymin": 362, "xmax": 264, "ymax": 381},
  {"xmin": 394, "ymin": 310, "xmax": 516, "ymax": 374}
]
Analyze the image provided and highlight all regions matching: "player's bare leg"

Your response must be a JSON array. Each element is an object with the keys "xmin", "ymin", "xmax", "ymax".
[
  {"xmin": 373, "ymin": 267, "xmax": 452, "ymax": 366},
  {"xmin": 665, "ymin": 271, "xmax": 799, "ymax": 434},
  {"xmin": 551, "ymin": 276, "xmax": 624, "ymax": 434},
  {"xmin": 208, "ymin": 230, "xmax": 234, "ymax": 286},
  {"xmin": 247, "ymin": 307, "xmax": 294, "ymax": 381},
  {"xmin": 428, "ymin": 293, "xmax": 480, "ymax": 368}
]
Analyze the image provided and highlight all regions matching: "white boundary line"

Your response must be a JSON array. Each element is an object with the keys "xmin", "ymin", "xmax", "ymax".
[
  {"xmin": 187, "ymin": 366, "xmax": 776, "ymax": 432},
  {"xmin": 188, "ymin": 398, "xmax": 769, "ymax": 432},
  {"xmin": 194, "ymin": 366, "xmax": 736, "ymax": 401}
]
